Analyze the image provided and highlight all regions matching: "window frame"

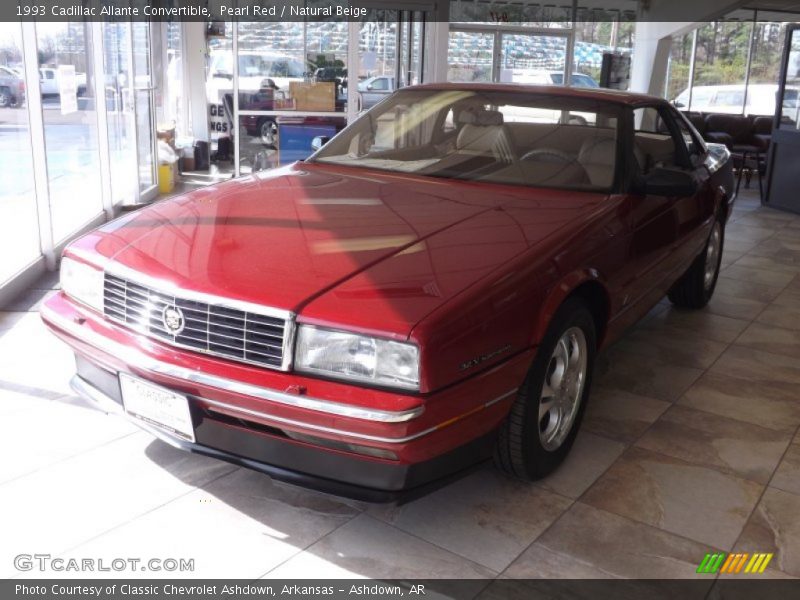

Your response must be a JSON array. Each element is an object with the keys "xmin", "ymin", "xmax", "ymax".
[{"xmin": 628, "ymin": 102, "xmax": 699, "ymax": 174}]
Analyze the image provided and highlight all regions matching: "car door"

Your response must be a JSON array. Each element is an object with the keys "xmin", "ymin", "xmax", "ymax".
[
  {"xmin": 666, "ymin": 107, "xmax": 717, "ymax": 272},
  {"xmin": 624, "ymin": 104, "xmax": 713, "ymax": 308}
]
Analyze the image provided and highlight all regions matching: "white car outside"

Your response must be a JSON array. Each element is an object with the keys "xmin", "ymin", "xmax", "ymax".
[
  {"xmin": 39, "ymin": 67, "xmax": 87, "ymax": 96},
  {"xmin": 673, "ymin": 83, "xmax": 800, "ymax": 116},
  {"xmin": 206, "ymin": 51, "xmax": 304, "ymax": 104}
]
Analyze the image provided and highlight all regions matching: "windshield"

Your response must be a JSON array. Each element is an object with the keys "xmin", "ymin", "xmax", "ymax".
[{"xmin": 311, "ymin": 88, "xmax": 620, "ymax": 190}]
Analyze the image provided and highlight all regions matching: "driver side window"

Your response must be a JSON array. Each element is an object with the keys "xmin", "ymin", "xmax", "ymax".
[{"xmin": 632, "ymin": 106, "xmax": 686, "ymax": 174}]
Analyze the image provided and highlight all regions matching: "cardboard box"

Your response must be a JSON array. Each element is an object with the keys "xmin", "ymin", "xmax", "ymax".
[{"xmin": 289, "ymin": 81, "xmax": 335, "ymax": 112}]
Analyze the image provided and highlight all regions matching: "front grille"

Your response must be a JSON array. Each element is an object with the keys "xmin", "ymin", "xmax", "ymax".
[{"xmin": 103, "ymin": 273, "xmax": 288, "ymax": 370}]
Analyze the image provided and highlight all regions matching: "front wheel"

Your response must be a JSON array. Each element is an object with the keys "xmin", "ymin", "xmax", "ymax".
[
  {"xmin": 494, "ymin": 298, "xmax": 596, "ymax": 480},
  {"xmin": 668, "ymin": 219, "xmax": 724, "ymax": 309},
  {"xmin": 0, "ymin": 88, "xmax": 10, "ymax": 108}
]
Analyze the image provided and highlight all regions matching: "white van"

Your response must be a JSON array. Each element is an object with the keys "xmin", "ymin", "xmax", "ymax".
[{"xmin": 673, "ymin": 83, "xmax": 799, "ymax": 116}]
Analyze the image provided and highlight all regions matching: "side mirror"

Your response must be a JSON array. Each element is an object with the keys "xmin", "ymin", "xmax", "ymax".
[
  {"xmin": 366, "ymin": 84, "xmax": 374, "ymax": 91},
  {"xmin": 310, "ymin": 136, "xmax": 330, "ymax": 152},
  {"xmin": 633, "ymin": 167, "xmax": 698, "ymax": 197}
]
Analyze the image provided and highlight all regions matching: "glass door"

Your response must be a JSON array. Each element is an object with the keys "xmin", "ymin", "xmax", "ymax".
[
  {"xmin": 132, "ymin": 22, "xmax": 157, "ymax": 201},
  {"xmin": 103, "ymin": 22, "xmax": 157, "ymax": 205},
  {"xmin": 37, "ymin": 22, "xmax": 103, "ymax": 242}
]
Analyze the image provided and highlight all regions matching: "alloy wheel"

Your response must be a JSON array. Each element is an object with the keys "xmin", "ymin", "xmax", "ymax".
[
  {"xmin": 704, "ymin": 222, "xmax": 722, "ymax": 291},
  {"xmin": 538, "ymin": 327, "xmax": 588, "ymax": 451}
]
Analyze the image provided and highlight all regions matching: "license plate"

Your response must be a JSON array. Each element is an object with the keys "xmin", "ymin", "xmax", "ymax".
[{"xmin": 120, "ymin": 374, "xmax": 195, "ymax": 443}]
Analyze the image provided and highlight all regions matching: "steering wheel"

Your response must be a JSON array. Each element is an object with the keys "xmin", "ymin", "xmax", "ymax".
[
  {"xmin": 519, "ymin": 148, "xmax": 591, "ymax": 186},
  {"xmin": 521, "ymin": 148, "xmax": 575, "ymax": 163}
]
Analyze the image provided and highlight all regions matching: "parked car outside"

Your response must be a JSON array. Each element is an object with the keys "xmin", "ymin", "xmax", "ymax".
[
  {"xmin": 42, "ymin": 84, "xmax": 734, "ymax": 501},
  {"xmin": 209, "ymin": 52, "xmax": 306, "ymax": 146},
  {"xmin": 206, "ymin": 51, "xmax": 304, "ymax": 103},
  {"xmin": 358, "ymin": 75, "xmax": 394, "ymax": 110},
  {"xmin": 505, "ymin": 70, "xmax": 600, "ymax": 88},
  {"xmin": 0, "ymin": 66, "xmax": 25, "ymax": 107},
  {"xmin": 672, "ymin": 83, "xmax": 800, "ymax": 116},
  {"xmin": 39, "ymin": 67, "xmax": 88, "ymax": 97}
]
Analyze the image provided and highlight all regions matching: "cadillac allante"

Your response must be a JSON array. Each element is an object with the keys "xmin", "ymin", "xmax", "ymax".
[{"xmin": 42, "ymin": 84, "xmax": 734, "ymax": 501}]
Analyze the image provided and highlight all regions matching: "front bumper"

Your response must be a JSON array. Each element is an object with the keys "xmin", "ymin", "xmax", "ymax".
[{"xmin": 42, "ymin": 292, "xmax": 533, "ymax": 500}]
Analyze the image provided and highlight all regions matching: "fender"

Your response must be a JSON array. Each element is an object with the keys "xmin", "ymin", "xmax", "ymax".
[{"xmin": 529, "ymin": 267, "xmax": 611, "ymax": 347}]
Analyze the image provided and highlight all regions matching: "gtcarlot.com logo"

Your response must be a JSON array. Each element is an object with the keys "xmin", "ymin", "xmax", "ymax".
[{"xmin": 14, "ymin": 554, "xmax": 195, "ymax": 573}]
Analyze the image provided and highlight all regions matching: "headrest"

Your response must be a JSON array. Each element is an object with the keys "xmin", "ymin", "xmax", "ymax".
[{"xmin": 458, "ymin": 109, "xmax": 504, "ymax": 127}]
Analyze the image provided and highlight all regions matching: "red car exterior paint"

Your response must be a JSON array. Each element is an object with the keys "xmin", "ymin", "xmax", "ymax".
[{"xmin": 41, "ymin": 85, "xmax": 734, "ymax": 500}]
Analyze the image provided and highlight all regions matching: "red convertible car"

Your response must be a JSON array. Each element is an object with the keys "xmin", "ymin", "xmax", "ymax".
[{"xmin": 42, "ymin": 84, "xmax": 734, "ymax": 501}]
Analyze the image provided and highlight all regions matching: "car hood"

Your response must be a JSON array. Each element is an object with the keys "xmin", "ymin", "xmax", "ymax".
[{"xmin": 79, "ymin": 163, "xmax": 606, "ymax": 336}]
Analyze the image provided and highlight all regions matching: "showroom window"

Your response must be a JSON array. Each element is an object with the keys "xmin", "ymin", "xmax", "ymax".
[
  {"xmin": 447, "ymin": 2, "xmax": 637, "ymax": 90},
  {"xmin": 232, "ymin": 10, "xmax": 426, "ymax": 177},
  {"xmin": 36, "ymin": 22, "xmax": 104, "ymax": 244},
  {"xmin": 667, "ymin": 32, "xmax": 694, "ymax": 108},
  {"xmin": 693, "ymin": 18, "xmax": 753, "ymax": 114},
  {"xmin": 0, "ymin": 22, "xmax": 39, "ymax": 287},
  {"xmin": 573, "ymin": 15, "xmax": 635, "ymax": 89},
  {"xmin": 233, "ymin": 20, "xmax": 349, "ymax": 175},
  {"xmin": 664, "ymin": 11, "xmax": 797, "ymax": 117}
]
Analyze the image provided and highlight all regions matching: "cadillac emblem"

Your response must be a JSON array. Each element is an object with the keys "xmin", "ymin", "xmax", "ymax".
[{"xmin": 162, "ymin": 305, "xmax": 185, "ymax": 335}]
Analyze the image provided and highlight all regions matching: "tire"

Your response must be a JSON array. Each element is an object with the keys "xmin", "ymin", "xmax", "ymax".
[
  {"xmin": 668, "ymin": 218, "xmax": 724, "ymax": 309},
  {"xmin": 494, "ymin": 297, "xmax": 597, "ymax": 480},
  {"xmin": 0, "ymin": 88, "xmax": 10, "ymax": 108},
  {"xmin": 259, "ymin": 118, "xmax": 278, "ymax": 147}
]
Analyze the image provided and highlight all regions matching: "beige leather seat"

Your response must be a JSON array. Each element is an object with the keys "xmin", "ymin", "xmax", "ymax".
[
  {"xmin": 455, "ymin": 110, "xmax": 517, "ymax": 165},
  {"xmin": 578, "ymin": 136, "xmax": 617, "ymax": 187}
]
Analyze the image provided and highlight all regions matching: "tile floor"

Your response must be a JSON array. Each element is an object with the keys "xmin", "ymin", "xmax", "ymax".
[{"xmin": 0, "ymin": 189, "xmax": 799, "ymax": 583}]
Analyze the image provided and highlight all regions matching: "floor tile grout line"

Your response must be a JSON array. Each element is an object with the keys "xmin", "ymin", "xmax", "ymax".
[
  {"xmin": 368, "ymin": 481, "xmax": 574, "ymax": 578},
  {"xmin": 499, "ymin": 426, "xmax": 633, "ymax": 575},
  {"xmin": 722, "ymin": 422, "xmax": 800, "ymax": 579},
  {"xmin": 763, "ymin": 422, "xmax": 800, "ymax": 496},
  {"xmin": 727, "ymin": 271, "xmax": 798, "ymax": 346},
  {"xmin": 511, "ymin": 498, "xmax": 730, "ymax": 579},
  {"xmin": 357, "ymin": 512, "xmax": 501, "ymax": 577},
  {"xmin": 258, "ymin": 511, "xmax": 501, "ymax": 580},
  {"xmin": 255, "ymin": 509, "xmax": 364, "ymax": 579}
]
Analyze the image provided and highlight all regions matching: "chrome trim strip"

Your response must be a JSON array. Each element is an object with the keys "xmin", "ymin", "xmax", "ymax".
[
  {"xmin": 201, "ymin": 388, "xmax": 517, "ymax": 443},
  {"xmin": 69, "ymin": 372, "xmax": 516, "ymax": 445},
  {"xmin": 46, "ymin": 304, "xmax": 423, "ymax": 423}
]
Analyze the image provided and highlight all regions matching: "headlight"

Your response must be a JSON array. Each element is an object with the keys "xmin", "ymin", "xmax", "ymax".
[
  {"xmin": 295, "ymin": 325, "xmax": 420, "ymax": 391},
  {"xmin": 60, "ymin": 256, "xmax": 104, "ymax": 313}
]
